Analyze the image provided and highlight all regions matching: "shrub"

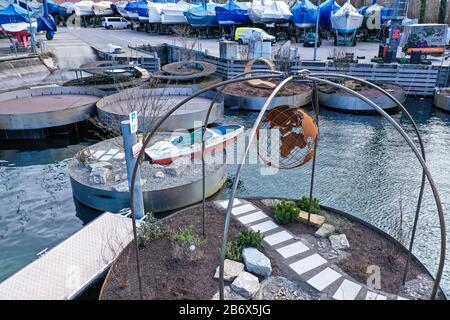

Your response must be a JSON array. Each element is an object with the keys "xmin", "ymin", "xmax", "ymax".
[
  {"xmin": 274, "ymin": 200, "xmax": 299, "ymax": 224},
  {"xmin": 138, "ymin": 216, "xmax": 166, "ymax": 247},
  {"xmin": 225, "ymin": 241, "xmax": 243, "ymax": 261},
  {"xmin": 298, "ymin": 196, "xmax": 320, "ymax": 214},
  {"xmin": 171, "ymin": 225, "xmax": 204, "ymax": 248},
  {"xmin": 235, "ymin": 229, "xmax": 263, "ymax": 249}
]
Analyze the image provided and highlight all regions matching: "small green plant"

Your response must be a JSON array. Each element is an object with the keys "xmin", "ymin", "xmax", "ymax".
[
  {"xmin": 225, "ymin": 241, "xmax": 243, "ymax": 261},
  {"xmin": 235, "ymin": 229, "xmax": 263, "ymax": 249},
  {"xmin": 75, "ymin": 149, "xmax": 91, "ymax": 164},
  {"xmin": 298, "ymin": 196, "xmax": 320, "ymax": 214},
  {"xmin": 274, "ymin": 200, "xmax": 299, "ymax": 224},
  {"xmin": 171, "ymin": 225, "xmax": 204, "ymax": 248},
  {"xmin": 138, "ymin": 216, "xmax": 166, "ymax": 247}
]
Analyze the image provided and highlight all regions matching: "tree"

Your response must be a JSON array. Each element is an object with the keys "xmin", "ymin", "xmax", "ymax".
[{"xmin": 438, "ymin": 0, "xmax": 447, "ymax": 23}]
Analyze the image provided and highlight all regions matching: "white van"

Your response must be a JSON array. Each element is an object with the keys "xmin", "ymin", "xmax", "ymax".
[{"xmin": 101, "ymin": 17, "xmax": 130, "ymax": 29}]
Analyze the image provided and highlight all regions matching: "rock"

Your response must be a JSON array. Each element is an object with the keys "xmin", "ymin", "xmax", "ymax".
[
  {"xmin": 230, "ymin": 272, "xmax": 260, "ymax": 299},
  {"xmin": 329, "ymin": 234, "xmax": 350, "ymax": 250},
  {"xmin": 164, "ymin": 157, "xmax": 190, "ymax": 177},
  {"xmin": 113, "ymin": 181, "xmax": 129, "ymax": 192},
  {"xmin": 253, "ymin": 276, "xmax": 315, "ymax": 300},
  {"xmin": 88, "ymin": 167, "xmax": 111, "ymax": 184},
  {"xmin": 114, "ymin": 174, "xmax": 121, "ymax": 182},
  {"xmin": 261, "ymin": 199, "xmax": 281, "ymax": 208},
  {"xmin": 315, "ymin": 223, "xmax": 336, "ymax": 238},
  {"xmin": 214, "ymin": 259, "xmax": 245, "ymax": 281},
  {"xmin": 242, "ymin": 248, "xmax": 272, "ymax": 277},
  {"xmin": 154, "ymin": 171, "xmax": 165, "ymax": 178},
  {"xmin": 399, "ymin": 274, "xmax": 434, "ymax": 300},
  {"xmin": 211, "ymin": 286, "xmax": 248, "ymax": 300},
  {"xmin": 88, "ymin": 161, "xmax": 113, "ymax": 170},
  {"xmin": 299, "ymin": 210, "xmax": 326, "ymax": 227}
]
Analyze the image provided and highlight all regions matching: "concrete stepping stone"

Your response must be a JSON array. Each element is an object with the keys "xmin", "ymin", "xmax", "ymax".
[
  {"xmin": 237, "ymin": 211, "xmax": 267, "ymax": 224},
  {"xmin": 332, "ymin": 279, "xmax": 362, "ymax": 300},
  {"xmin": 250, "ymin": 220, "xmax": 279, "ymax": 233},
  {"xmin": 99, "ymin": 154, "xmax": 113, "ymax": 161},
  {"xmin": 307, "ymin": 267, "xmax": 342, "ymax": 291},
  {"xmin": 106, "ymin": 148, "xmax": 119, "ymax": 155},
  {"xmin": 365, "ymin": 291, "xmax": 387, "ymax": 300},
  {"xmin": 113, "ymin": 152, "xmax": 125, "ymax": 160},
  {"xmin": 276, "ymin": 241, "xmax": 309, "ymax": 259},
  {"xmin": 264, "ymin": 230, "xmax": 293, "ymax": 246},
  {"xmin": 289, "ymin": 253, "xmax": 327, "ymax": 276},
  {"xmin": 232, "ymin": 204, "xmax": 257, "ymax": 216},
  {"xmin": 218, "ymin": 199, "xmax": 241, "ymax": 209},
  {"xmin": 92, "ymin": 150, "xmax": 106, "ymax": 159}
]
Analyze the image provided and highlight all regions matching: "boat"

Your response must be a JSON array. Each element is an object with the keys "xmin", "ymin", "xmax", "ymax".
[
  {"xmin": 161, "ymin": 0, "xmax": 196, "ymax": 25},
  {"xmin": 148, "ymin": 2, "xmax": 169, "ymax": 23},
  {"xmin": 93, "ymin": 1, "xmax": 113, "ymax": 17},
  {"xmin": 331, "ymin": 0, "xmax": 362, "ymax": 34},
  {"xmin": 0, "ymin": 0, "xmax": 9, "ymax": 11},
  {"xmin": 114, "ymin": 1, "xmax": 129, "ymax": 17},
  {"xmin": 215, "ymin": 0, "xmax": 250, "ymax": 25},
  {"xmin": 16, "ymin": 0, "xmax": 43, "ymax": 16},
  {"xmin": 291, "ymin": 0, "xmax": 317, "ymax": 28},
  {"xmin": 318, "ymin": 0, "xmax": 339, "ymax": 31},
  {"xmin": 111, "ymin": 1, "xmax": 126, "ymax": 15},
  {"xmin": 0, "ymin": 3, "xmax": 37, "ymax": 47},
  {"xmin": 249, "ymin": 0, "xmax": 292, "ymax": 25},
  {"xmin": 184, "ymin": 0, "xmax": 218, "ymax": 27},
  {"xmin": 74, "ymin": 0, "xmax": 95, "ymax": 17},
  {"xmin": 46, "ymin": 0, "xmax": 60, "ymax": 16},
  {"xmin": 125, "ymin": 0, "xmax": 146, "ymax": 21},
  {"xmin": 58, "ymin": 2, "xmax": 75, "ymax": 18},
  {"xmin": 137, "ymin": 0, "xmax": 149, "ymax": 23},
  {"xmin": 145, "ymin": 124, "xmax": 244, "ymax": 165}
]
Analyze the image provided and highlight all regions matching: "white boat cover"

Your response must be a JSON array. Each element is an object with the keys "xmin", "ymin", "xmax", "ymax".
[
  {"xmin": 74, "ymin": 0, "xmax": 94, "ymax": 16},
  {"xmin": 93, "ymin": 1, "xmax": 113, "ymax": 16},
  {"xmin": 331, "ymin": 0, "xmax": 362, "ymax": 33},
  {"xmin": 161, "ymin": 0, "xmax": 196, "ymax": 24},
  {"xmin": 249, "ymin": 0, "xmax": 292, "ymax": 24},
  {"xmin": 148, "ymin": 2, "xmax": 168, "ymax": 23},
  {"xmin": 364, "ymin": 3, "xmax": 383, "ymax": 30}
]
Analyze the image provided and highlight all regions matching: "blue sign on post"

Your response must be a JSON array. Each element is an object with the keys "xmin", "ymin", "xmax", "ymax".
[{"xmin": 129, "ymin": 111, "xmax": 138, "ymax": 134}]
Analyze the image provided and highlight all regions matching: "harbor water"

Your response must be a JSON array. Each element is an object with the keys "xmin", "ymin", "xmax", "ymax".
[{"xmin": 0, "ymin": 97, "xmax": 449, "ymax": 296}]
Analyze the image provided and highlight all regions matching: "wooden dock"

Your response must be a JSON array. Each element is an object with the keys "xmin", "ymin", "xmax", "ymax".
[{"xmin": 0, "ymin": 213, "xmax": 135, "ymax": 300}]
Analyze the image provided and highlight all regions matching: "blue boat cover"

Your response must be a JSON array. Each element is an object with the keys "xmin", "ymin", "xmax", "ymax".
[
  {"xmin": 0, "ymin": 4, "xmax": 30, "ymax": 24},
  {"xmin": 319, "ymin": 0, "xmax": 340, "ymax": 30},
  {"xmin": 125, "ymin": 0, "xmax": 147, "ymax": 13},
  {"xmin": 184, "ymin": 2, "xmax": 218, "ymax": 27},
  {"xmin": 215, "ymin": 0, "xmax": 249, "ymax": 24},
  {"xmin": 291, "ymin": 0, "xmax": 317, "ymax": 27},
  {"xmin": 46, "ymin": 0, "xmax": 60, "ymax": 15},
  {"xmin": 136, "ymin": 1, "xmax": 149, "ymax": 17}
]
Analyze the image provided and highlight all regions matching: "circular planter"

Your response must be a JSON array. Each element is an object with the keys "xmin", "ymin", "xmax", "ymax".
[
  {"xmin": 319, "ymin": 84, "xmax": 405, "ymax": 114},
  {"xmin": 96, "ymin": 87, "xmax": 224, "ymax": 132},
  {"xmin": 0, "ymin": 86, "xmax": 105, "ymax": 139},
  {"xmin": 433, "ymin": 88, "xmax": 450, "ymax": 113},
  {"xmin": 68, "ymin": 136, "xmax": 227, "ymax": 213}
]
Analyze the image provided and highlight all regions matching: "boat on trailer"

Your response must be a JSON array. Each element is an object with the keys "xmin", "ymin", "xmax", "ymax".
[
  {"xmin": 0, "ymin": 3, "xmax": 37, "ymax": 48},
  {"xmin": 148, "ymin": 2, "xmax": 168, "ymax": 23},
  {"xmin": 331, "ymin": 0, "xmax": 362, "ymax": 34},
  {"xmin": 184, "ymin": 1, "xmax": 219, "ymax": 28},
  {"xmin": 145, "ymin": 124, "xmax": 244, "ymax": 165},
  {"xmin": 93, "ymin": 1, "xmax": 113, "ymax": 17},
  {"xmin": 215, "ymin": 0, "xmax": 250, "ymax": 25},
  {"xmin": 58, "ymin": 2, "xmax": 75, "ymax": 18},
  {"xmin": 74, "ymin": 1, "xmax": 95, "ymax": 17},
  {"xmin": 291, "ymin": 0, "xmax": 317, "ymax": 29},
  {"xmin": 249, "ymin": 0, "xmax": 292, "ymax": 25},
  {"xmin": 161, "ymin": 0, "xmax": 196, "ymax": 25}
]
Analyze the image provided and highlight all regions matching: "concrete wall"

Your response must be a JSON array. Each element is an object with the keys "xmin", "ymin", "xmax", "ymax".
[{"xmin": 0, "ymin": 57, "xmax": 50, "ymax": 92}]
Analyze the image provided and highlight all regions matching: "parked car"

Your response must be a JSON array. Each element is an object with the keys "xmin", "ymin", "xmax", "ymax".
[
  {"xmin": 101, "ymin": 17, "xmax": 130, "ymax": 29},
  {"xmin": 304, "ymin": 32, "xmax": 321, "ymax": 47},
  {"xmin": 235, "ymin": 27, "xmax": 276, "ymax": 45}
]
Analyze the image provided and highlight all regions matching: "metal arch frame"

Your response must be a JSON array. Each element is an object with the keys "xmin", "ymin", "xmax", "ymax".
[
  {"xmin": 128, "ymin": 70, "xmax": 285, "ymax": 299},
  {"xmin": 309, "ymin": 73, "xmax": 427, "ymax": 284},
  {"xmin": 219, "ymin": 72, "xmax": 445, "ymax": 300}
]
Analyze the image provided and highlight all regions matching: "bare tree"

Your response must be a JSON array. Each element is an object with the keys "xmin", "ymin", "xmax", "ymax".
[{"xmin": 171, "ymin": 24, "xmax": 198, "ymax": 62}]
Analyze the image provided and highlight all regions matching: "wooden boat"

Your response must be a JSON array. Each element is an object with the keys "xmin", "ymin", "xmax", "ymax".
[{"xmin": 145, "ymin": 124, "xmax": 244, "ymax": 165}]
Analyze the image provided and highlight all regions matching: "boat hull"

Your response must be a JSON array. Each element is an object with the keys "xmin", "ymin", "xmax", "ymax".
[{"xmin": 433, "ymin": 89, "xmax": 450, "ymax": 113}]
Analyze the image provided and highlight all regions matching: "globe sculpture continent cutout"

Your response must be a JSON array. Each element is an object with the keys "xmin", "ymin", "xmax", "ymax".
[{"xmin": 257, "ymin": 105, "xmax": 318, "ymax": 169}]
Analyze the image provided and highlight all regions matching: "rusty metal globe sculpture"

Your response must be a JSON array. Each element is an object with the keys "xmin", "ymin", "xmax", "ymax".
[{"xmin": 257, "ymin": 105, "xmax": 319, "ymax": 169}]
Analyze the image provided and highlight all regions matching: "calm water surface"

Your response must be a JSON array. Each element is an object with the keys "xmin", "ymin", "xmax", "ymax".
[{"xmin": 0, "ymin": 98, "xmax": 449, "ymax": 296}]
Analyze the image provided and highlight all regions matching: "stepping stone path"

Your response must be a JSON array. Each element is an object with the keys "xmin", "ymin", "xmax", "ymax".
[{"xmin": 217, "ymin": 199, "xmax": 409, "ymax": 300}]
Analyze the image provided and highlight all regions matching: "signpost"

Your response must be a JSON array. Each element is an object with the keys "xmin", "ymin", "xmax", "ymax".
[
  {"xmin": 121, "ymin": 118, "xmax": 144, "ymax": 219},
  {"xmin": 129, "ymin": 111, "xmax": 138, "ymax": 134}
]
